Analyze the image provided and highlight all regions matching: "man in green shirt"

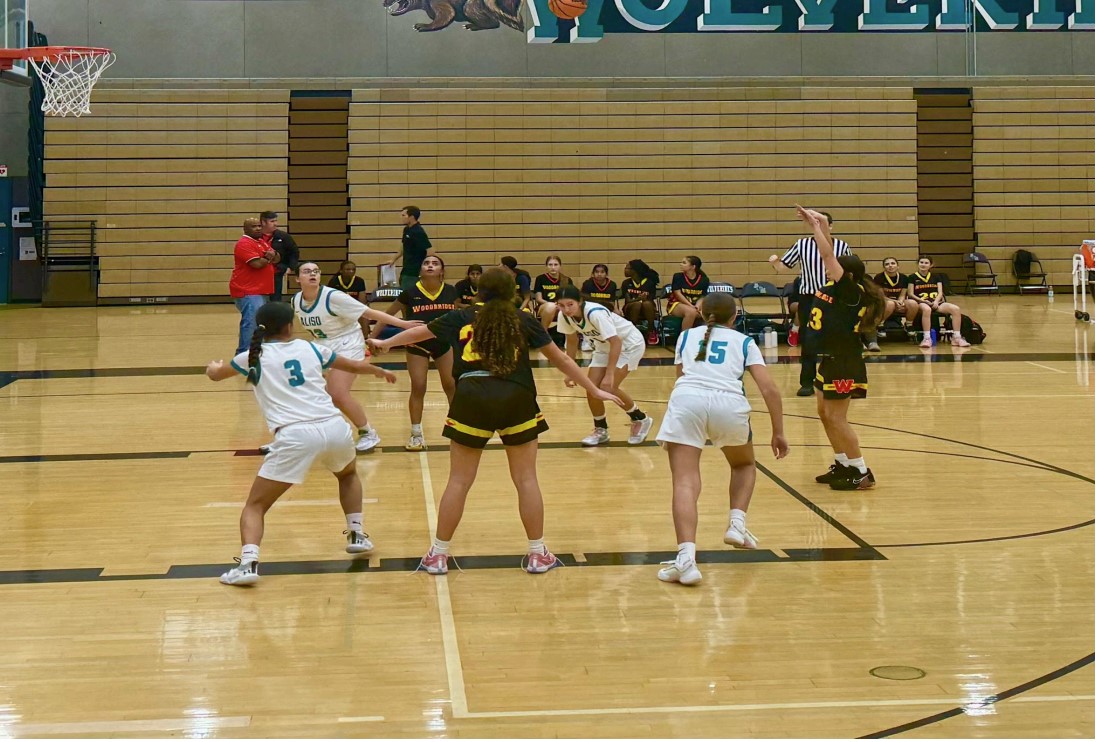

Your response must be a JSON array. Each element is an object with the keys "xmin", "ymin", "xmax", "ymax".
[{"xmin": 387, "ymin": 205, "xmax": 435, "ymax": 291}]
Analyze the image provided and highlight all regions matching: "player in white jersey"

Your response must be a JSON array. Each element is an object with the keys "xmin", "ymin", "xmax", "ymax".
[
  {"xmin": 205, "ymin": 301, "xmax": 397, "ymax": 586},
  {"xmin": 554, "ymin": 286, "xmax": 655, "ymax": 446},
  {"xmin": 293, "ymin": 262, "xmax": 419, "ymax": 452},
  {"xmin": 654, "ymin": 293, "xmax": 789, "ymax": 587}
]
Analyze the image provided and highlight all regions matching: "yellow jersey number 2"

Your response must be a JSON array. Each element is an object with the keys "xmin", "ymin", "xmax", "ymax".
[{"xmin": 459, "ymin": 325, "xmax": 482, "ymax": 362}]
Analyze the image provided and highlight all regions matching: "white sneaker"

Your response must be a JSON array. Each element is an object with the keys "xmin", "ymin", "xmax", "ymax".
[
  {"xmin": 355, "ymin": 430, "xmax": 381, "ymax": 453},
  {"xmin": 724, "ymin": 523, "xmax": 758, "ymax": 549},
  {"xmin": 219, "ymin": 559, "xmax": 259, "ymax": 586},
  {"xmin": 405, "ymin": 434, "xmax": 427, "ymax": 451},
  {"xmin": 581, "ymin": 427, "xmax": 610, "ymax": 446},
  {"xmin": 628, "ymin": 415, "xmax": 654, "ymax": 445},
  {"xmin": 580, "ymin": 337, "xmax": 594, "ymax": 352},
  {"xmin": 657, "ymin": 560, "xmax": 702, "ymax": 586},
  {"xmin": 345, "ymin": 530, "xmax": 375, "ymax": 554}
]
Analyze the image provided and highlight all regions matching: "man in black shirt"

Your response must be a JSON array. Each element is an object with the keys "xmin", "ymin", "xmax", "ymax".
[
  {"xmin": 259, "ymin": 210, "xmax": 299, "ymax": 302},
  {"xmin": 387, "ymin": 205, "xmax": 434, "ymax": 291}
]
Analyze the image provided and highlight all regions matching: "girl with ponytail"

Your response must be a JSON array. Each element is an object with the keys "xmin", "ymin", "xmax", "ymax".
[
  {"xmin": 369, "ymin": 267, "xmax": 625, "ymax": 576},
  {"xmin": 655, "ymin": 292, "xmax": 788, "ymax": 587},
  {"xmin": 796, "ymin": 205, "xmax": 883, "ymax": 492},
  {"xmin": 204, "ymin": 300, "xmax": 397, "ymax": 587}
]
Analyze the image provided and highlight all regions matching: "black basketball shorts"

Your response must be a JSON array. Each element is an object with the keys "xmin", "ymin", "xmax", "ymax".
[
  {"xmin": 815, "ymin": 354, "xmax": 868, "ymax": 400},
  {"xmin": 443, "ymin": 376, "xmax": 549, "ymax": 449}
]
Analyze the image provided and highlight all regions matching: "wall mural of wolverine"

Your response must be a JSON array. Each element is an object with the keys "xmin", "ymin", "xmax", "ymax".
[{"xmin": 384, "ymin": 0, "xmax": 525, "ymax": 31}]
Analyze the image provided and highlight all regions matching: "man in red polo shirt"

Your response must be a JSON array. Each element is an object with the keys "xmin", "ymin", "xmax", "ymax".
[{"xmin": 230, "ymin": 217, "xmax": 278, "ymax": 353}]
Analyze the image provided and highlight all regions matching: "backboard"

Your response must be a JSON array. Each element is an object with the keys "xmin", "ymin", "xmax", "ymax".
[{"xmin": 1, "ymin": 0, "xmax": 29, "ymax": 86}]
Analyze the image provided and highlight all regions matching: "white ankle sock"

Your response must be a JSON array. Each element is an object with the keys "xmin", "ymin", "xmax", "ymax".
[
  {"xmin": 411, "ymin": 424, "xmax": 423, "ymax": 435},
  {"xmin": 359, "ymin": 425, "xmax": 374, "ymax": 436},
  {"xmin": 835, "ymin": 453, "xmax": 849, "ymax": 466},
  {"xmin": 432, "ymin": 538, "xmax": 450, "ymax": 555},
  {"xmin": 241, "ymin": 544, "xmax": 259, "ymax": 564},
  {"xmin": 345, "ymin": 513, "xmax": 363, "ymax": 533},
  {"xmin": 729, "ymin": 509, "xmax": 747, "ymax": 531},
  {"xmin": 528, "ymin": 539, "xmax": 546, "ymax": 555},
  {"xmin": 677, "ymin": 542, "xmax": 696, "ymax": 564},
  {"xmin": 847, "ymin": 456, "xmax": 868, "ymax": 474}
]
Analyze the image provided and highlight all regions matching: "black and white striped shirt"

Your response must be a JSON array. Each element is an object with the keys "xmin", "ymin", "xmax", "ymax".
[{"xmin": 780, "ymin": 237, "xmax": 852, "ymax": 295}]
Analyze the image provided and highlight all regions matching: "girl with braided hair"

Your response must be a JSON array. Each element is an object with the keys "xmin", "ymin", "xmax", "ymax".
[
  {"xmin": 654, "ymin": 292, "xmax": 788, "ymax": 587},
  {"xmin": 204, "ymin": 301, "xmax": 397, "ymax": 586},
  {"xmin": 369, "ymin": 268, "xmax": 624, "ymax": 575}
]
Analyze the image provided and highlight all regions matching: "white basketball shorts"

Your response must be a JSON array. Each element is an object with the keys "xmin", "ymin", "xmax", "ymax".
[
  {"xmin": 656, "ymin": 388, "xmax": 752, "ymax": 449},
  {"xmin": 319, "ymin": 333, "xmax": 366, "ymax": 362},
  {"xmin": 258, "ymin": 416, "xmax": 356, "ymax": 484}
]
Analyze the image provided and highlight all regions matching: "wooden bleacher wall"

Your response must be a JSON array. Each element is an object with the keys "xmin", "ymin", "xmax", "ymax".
[
  {"xmin": 41, "ymin": 89, "xmax": 289, "ymax": 302},
  {"xmin": 346, "ymin": 87, "xmax": 921, "ymax": 291},
  {"xmin": 972, "ymin": 86, "xmax": 1095, "ymax": 289},
  {"xmin": 37, "ymin": 82, "xmax": 1095, "ymax": 302}
]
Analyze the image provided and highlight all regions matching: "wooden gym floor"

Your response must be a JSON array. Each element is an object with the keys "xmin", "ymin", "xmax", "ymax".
[{"xmin": 0, "ymin": 295, "xmax": 1092, "ymax": 738}]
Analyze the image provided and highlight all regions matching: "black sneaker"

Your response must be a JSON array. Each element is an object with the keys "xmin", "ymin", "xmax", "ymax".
[
  {"xmin": 829, "ymin": 468, "xmax": 876, "ymax": 491},
  {"xmin": 815, "ymin": 462, "xmax": 852, "ymax": 484},
  {"xmin": 796, "ymin": 385, "xmax": 815, "ymax": 397}
]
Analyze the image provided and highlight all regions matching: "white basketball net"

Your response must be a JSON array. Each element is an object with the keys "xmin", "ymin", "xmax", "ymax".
[{"xmin": 29, "ymin": 50, "xmax": 116, "ymax": 117}]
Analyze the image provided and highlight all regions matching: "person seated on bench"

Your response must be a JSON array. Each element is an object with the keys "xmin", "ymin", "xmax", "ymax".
[
  {"xmin": 668, "ymin": 255, "xmax": 710, "ymax": 332},
  {"xmin": 863, "ymin": 257, "xmax": 908, "ymax": 351},
  {"xmin": 582, "ymin": 263, "xmax": 618, "ymax": 311},
  {"xmin": 621, "ymin": 259, "xmax": 660, "ymax": 346},
  {"xmin": 907, "ymin": 256, "xmax": 971, "ymax": 348}
]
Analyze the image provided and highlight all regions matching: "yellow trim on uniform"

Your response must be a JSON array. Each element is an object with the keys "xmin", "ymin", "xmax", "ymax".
[
  {"xmin": 498, "ymin": 414, "xmax": 545, "ymax": 437},
  {"xmin": 416, "ymin": 280, "xmax": 445, "ymax": 302},
  {"xmin": 444, "ymin": 418, "xmax": 494, "ymax": 438},
  {"xmin": 815, "ymin": 374, "xmax": 869, "ymax": 392}
]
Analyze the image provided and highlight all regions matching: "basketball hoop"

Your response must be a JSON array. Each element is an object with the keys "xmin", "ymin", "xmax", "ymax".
[{"xmin": 0, "ymin": 46, "xmax": 115, "ymax": 117}]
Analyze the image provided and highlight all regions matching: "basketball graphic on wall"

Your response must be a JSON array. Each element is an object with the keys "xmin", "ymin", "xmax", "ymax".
[{"xmin": 548, "ymin": 0, "xmax": 587, "ymax": 19}]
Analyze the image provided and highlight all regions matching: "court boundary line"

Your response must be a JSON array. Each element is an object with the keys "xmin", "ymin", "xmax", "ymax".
[
  {"xmin": 859, "ymin": 654, "xmax": 1096, "ymax": 738},
  {"xmin": 418, "ymin": 452, "xmax": 470, "ymax": 718},
  {"xmin": 454, "ymin": 693, "xmax": 1095, "ymax": 721},
  {"xmin": 1, "ymin": 350, "xmax": 1093, "ymax": 389},
  {"xmin": 755, "ymin": 462, "xmax": 878, "ymax": 552}
]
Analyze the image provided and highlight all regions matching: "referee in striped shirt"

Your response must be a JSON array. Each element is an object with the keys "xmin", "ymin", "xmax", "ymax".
[{"xmin": 769, "ymin": 210, "xmax": 851, "ymax": 396}]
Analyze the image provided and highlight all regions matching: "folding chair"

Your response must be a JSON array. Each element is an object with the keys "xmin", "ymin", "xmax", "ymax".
[
  {"xmin": 658, "ymin": 284, "xmax": 682, "ymax": 348},
  {"xmin": 1013, "ymin": 250, "xmax": 1049, "ymax": 294},
  {"xmin": 964, "ymin": 252, "xmax": 999, "ymax": 295},
  {"xmin": 735, "ymin": 281, "xmax": 789, "ymax": 342}
]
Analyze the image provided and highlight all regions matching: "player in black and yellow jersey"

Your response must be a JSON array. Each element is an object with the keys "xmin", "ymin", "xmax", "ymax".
[
  {"xmin": 369, "ymin": 268, "xmax": 624, "ymax": 576},
  {"xmin": 621, "ymin": 259, "xmax": 661, "ymax": 345},
  {"xmin": 669, "ymin": 256, "xmax": 710, "ymax": 332},
  {"xmin": 581, "ymin": 264, "xmax": 618, "ymax": 311},
  {"xmin": 862, "ymin": 257, "xmax": 909, "ymax": 351},
  {"xmin": 906, "ymin": 256, "xmax": 971, "ymax": 348},
  {"xmin": 798, "ymin": 206, "xmax": 886, "ymax": 491},
  {"xmin": 454, "ymin": 264, "xmax": 482, "ymax": 308},
  {"xmin": 532, "ymin": 255, "xmax": 573, "ymax": 330},
  {"xmin": 370, "ymin": 255, "xmax": 458, "ymax": 451}
]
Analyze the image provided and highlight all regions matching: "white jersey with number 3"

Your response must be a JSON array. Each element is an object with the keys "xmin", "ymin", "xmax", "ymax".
[
  {"xmin": 292, "ymin": 286, "xmax": 369, "ymax": 342},
  {"xmin": 674, "ymin": 326, "xmax": 764, "ymax": 400},
  {"xmin": 231, "ymin": 339, "xmax": 341, "ymax": 432}
]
